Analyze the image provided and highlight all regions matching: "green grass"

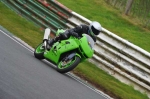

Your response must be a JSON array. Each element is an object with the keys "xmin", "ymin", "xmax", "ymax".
[
  {"xmin": 0, "ymin": 2, "xmax": 43, "ymax": 48},
  {"xmin": 0, "ymin": 1, "xmax": 149, "ymax": 99},
  {"xmin": 58, "ymin": 0, "xmax": 150, "ymax": 52},
  {"xmin": 73, "ymin": 61, "xmax": 148, "ymax": 99}
]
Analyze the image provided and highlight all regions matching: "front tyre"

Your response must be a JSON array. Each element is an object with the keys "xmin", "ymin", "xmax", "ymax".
[
  {"xmin": 34, "ymin": 43, "xmax": 45, "ymax": 60},
  {"xmin": 57, "ymin": 56, "xmax": 81, "ymax": 73}
]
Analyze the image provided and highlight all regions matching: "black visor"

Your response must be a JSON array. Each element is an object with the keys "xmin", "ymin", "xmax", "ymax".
[{"xmin": 91, "ymin": 26, "xmax": 100, "ymax": 35}]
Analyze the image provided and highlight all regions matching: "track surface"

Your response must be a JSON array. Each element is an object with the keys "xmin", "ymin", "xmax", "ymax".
[{"xmin": 0, "ymin": 29, "xmax": 109, "ymax": 99}]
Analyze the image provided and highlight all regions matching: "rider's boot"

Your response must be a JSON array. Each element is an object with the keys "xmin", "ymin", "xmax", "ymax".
[
  {"xmin": 47, "ymin": 39, "xmax": 55, "ymax": 50},
  {"xmin": 47, "ymin": 36, "xmax": 60, "ymax": 50},
  {"xmin": 42, "ymin": 39, "xmax": 48, "ymax": 49}
]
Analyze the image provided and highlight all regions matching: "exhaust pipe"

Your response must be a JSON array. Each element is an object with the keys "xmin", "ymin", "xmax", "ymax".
[
  {"xmin": 43, "ymin": 28, "xmax": 51, "ymax": 40},
  {"xmin": 43, "ymin": 28, "xmax": 51, "ymax": 49}
]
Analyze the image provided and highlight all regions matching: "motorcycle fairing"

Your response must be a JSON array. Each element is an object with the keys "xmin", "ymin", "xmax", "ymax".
[{"xmin": 44, "ymin": 38, "xmax": 79, "ymax": 64}]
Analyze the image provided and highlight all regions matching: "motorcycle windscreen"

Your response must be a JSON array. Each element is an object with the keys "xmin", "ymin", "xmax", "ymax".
[{"xmin": 79, "ymin": 34, "xmax": 94, "ymax": 58}]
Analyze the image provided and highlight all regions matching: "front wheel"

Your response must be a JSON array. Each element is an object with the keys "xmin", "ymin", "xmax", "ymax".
[
  {"xmin": 57, "ymin": 55, "xmax": 81, "ymax": 73},
  {"xmin": 34, "ymin": 43, "xmax": 45, "ymax": 60}
]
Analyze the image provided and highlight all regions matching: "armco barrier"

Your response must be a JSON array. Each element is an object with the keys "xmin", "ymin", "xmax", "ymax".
[{"xmin": 1, "ymin": 0, "xmax": 150, "ymax": 97}]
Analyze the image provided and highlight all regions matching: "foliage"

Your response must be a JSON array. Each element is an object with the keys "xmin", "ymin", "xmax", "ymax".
[{"xmin": 106, "ymin": 0, "xmax": 150, "ymax": 29}]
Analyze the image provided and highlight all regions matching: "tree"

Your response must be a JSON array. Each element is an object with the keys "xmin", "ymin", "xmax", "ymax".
[{"xmin": 125, "ymin": 0, "xmax": 134, "ymax": 15}]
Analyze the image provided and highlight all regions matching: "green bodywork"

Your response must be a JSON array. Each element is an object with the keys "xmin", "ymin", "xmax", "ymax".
[
  {"xmin": 38, "ymin": 29, "xmax": 94, "ymax": 65},
  {"xmin": 44, "ymin": 37, "xmax": 79, "ymax": 63},
  {"xmin": 56, "ymin": 29, "xmax": 65, "ymax": 36}
]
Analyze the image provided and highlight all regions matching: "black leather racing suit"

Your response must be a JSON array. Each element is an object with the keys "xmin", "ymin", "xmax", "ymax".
[{"xmin": 48, "ymin": 25, "xmax": 97, "ymax": 47}]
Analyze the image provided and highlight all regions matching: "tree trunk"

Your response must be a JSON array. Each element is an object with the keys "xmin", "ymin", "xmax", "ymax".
[
  {"xmin": 125, "ymin": 0, "xmax": 134, "ymax": 15},
  {"xmin": 112, "ymin": 0, "xmax": 117, "ymax": 6}
]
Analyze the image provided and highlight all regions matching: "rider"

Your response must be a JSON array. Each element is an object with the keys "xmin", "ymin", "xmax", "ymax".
[{"xmin": 46, "ymin": 21, "xmax": 102, "ymax": 49}]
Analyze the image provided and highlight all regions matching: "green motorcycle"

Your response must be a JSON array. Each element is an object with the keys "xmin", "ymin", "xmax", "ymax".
[{"xmin": 34, "ymin": 28, "xmax": 95, "ymax": 73}]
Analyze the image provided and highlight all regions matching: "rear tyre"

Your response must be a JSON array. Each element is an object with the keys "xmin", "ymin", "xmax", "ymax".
[
  {"xmin": 57, "ymin": 55, "xmax": 80, "ymax": 73},
  {"xmin": 34, "ymin": 43, "xmax": 45, "ymax": 60}
]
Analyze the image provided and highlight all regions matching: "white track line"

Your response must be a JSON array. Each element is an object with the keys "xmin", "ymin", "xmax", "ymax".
[{"xmin": 0, "ymin": 29, "xmax": 113, "ymax": 99}]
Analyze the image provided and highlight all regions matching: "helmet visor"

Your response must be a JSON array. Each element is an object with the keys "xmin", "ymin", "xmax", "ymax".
[{"xmin": 91, "ymin": 26, "xmax": 100, "ymax": 35}]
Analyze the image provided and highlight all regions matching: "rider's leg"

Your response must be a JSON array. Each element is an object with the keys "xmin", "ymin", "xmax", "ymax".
[
  {"xmin": 47, "ymin": 36, "xmax": 60, "ymax": 47},
  {"xmin": 47, "ymin": 32, "xmax": 69, "ymax": 50}
]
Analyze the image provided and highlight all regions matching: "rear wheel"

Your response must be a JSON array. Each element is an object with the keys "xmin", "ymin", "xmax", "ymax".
[
  {"xmin": 57, "ymin": 55, "xmax": 80, "ymax": 73},
  {"xmin": 34, "ymin": 43, "xmax": 45, "ymax": 60}
]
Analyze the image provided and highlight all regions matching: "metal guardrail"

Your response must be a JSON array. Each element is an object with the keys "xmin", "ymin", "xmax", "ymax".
[{"xmin": 1, "ymin": 0, "xmax": 150, "ymax": 97}]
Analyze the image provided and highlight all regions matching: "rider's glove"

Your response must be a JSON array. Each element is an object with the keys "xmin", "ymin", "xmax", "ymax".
[{"xmin": 70, "ymin": 32, "xmax": 79, "ymax": 38}]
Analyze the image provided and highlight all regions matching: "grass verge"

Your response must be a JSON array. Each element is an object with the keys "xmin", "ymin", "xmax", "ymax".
[
  {"xmin": 58, "ymin": 0, "xmax": 150, "ymax": 52},
  {"xmin": 0, "ymin": 1, "xmax": 149, "ymax": 99}
]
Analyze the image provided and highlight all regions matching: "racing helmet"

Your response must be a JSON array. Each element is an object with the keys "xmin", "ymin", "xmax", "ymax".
[{"xmin": 89, "ymin": 21, "xmax": 102, "ymax": 36}]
